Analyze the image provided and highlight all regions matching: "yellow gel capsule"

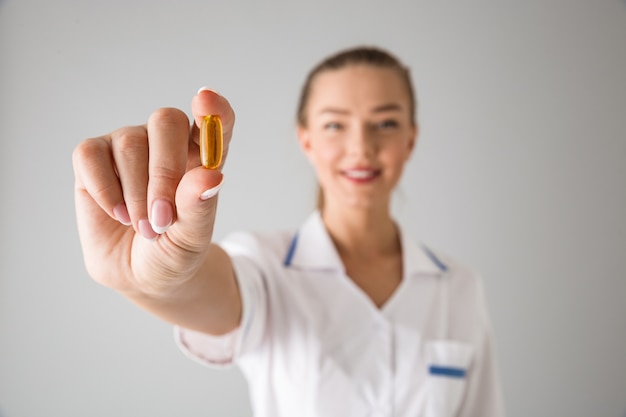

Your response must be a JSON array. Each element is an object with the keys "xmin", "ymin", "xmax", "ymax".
[{"xmin": 200, "ymin": 115, "xmax": 223, "ymax": 169}]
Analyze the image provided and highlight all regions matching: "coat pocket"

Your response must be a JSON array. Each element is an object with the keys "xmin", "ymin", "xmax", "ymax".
[{"xmin": 424, "ymin": 340, "xmax": 474, "ymax": 417}]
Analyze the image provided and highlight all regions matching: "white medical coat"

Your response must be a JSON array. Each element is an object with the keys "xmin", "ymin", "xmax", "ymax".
[{"xmin": 176, "ymin": 211, "xmax": 505, "ymax": 417}]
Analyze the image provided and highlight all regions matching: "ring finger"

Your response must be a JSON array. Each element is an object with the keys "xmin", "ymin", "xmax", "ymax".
[{"xmin": 110, "ymin": 125, "xmax": 152, "ymax": 238}]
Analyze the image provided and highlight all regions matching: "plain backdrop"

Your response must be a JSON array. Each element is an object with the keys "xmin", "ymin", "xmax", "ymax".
[{"xmin": 1, "ymin": 1, "xmax": 625, "ymax": 416}]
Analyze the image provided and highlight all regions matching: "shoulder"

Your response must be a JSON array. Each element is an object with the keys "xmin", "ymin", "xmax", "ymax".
[
  {"xmin": 218, "ymin": 229, "xmax": 296, "ymax": 264},
  {"xmin": 414, "ymin": 240, "xmax": 488, "ymax": 305},
  {"xmin": 400, "ymin": 225, "xmax": 481, "ymax": 286},
  {"xmin": 436, "ymin": 249, "xmax": 480, "ymax": 280},
  {"xmin": 425, "ymin": 245, "xmax": 494, "ymax": 333}
]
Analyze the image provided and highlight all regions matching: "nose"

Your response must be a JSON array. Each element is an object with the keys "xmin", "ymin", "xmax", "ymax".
[{"xmin": 346, "ymin": 124, "xmax": 376, "ymax": 157}]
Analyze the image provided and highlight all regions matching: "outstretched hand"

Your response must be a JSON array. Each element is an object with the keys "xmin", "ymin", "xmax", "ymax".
[{"xmin": 73, "ymin": 89, "xmax": 236, "ymax": 298}]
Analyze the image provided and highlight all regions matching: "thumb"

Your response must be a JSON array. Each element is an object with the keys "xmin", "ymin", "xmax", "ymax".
[{"xmin": 164, "ymin": 167, "xmax": 224, "ymax": 255}]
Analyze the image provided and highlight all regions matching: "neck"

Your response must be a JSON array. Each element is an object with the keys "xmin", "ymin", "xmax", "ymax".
[{"xmin": 321, "ymin": 203, "xmax": 400, "ymax": 258}]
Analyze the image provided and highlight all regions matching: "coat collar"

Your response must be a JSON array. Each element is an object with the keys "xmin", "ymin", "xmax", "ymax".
[{"xmin": 285, "ymin": 211, "xmax": 445, "ymax": 277}]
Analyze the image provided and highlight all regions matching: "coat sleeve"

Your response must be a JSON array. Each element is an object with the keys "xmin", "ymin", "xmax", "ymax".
[{"xmin": 174, "ymin": 231, "xmax": 270, "ymax": 368}]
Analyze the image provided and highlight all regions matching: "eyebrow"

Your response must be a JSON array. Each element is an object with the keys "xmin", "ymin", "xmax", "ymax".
[
  {"xmin": 317, "ymin": 103, "xmax": 404, "ymax": 116},
  {"xmin": 317, "ymin": 107, "xmax": 349, "ymax": 116},
  {"xmin": 372, "ymin": 103, "xmax": 403, "ymax": 113}
]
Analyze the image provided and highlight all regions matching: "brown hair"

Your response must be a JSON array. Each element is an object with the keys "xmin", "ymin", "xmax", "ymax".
[
  {"xmin": 296, "ymin": 46, "xmax": 417, "ymax": 211},
  {"xmin": 296, "ymin": 46, "xmax": 417, "ymax": 128}
]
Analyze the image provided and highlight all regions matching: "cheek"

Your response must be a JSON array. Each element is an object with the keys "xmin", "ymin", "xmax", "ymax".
[
  {"xmin": 391, "ymin": 138, "xmax": 413, "ymax": 160},
  {"xmin": 310, "ymin": 141, "xmax": 343, "ymax": 168},
  {"xmin": 308, "ymin": 145, "xmax": 344, "ymax": 190},
  {"xmin": 381, "ymin": 143, "xmax": 411, "ymax": 172}
]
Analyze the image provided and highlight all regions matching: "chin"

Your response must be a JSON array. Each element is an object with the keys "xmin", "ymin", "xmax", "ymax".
[{"xmin": 344, "ymin": 196, "xmax": 389, "ymax": 211}]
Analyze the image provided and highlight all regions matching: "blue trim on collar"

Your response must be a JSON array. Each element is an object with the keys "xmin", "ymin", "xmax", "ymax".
[
  {"xmin": 283, "ymin": 233, "xmax": 299, "ymax": 266},
  {"xmin": 429, "ymin": 365, "xmax": 466, "ymax": 378},
  {"xmin": 421, "ymin": 245, "xmax": 448, "ymax": 272}
]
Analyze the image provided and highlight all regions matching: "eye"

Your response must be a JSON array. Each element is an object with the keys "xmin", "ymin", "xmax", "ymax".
[
  {"xmin": 324, "ymin": 122, "xmax": 344, "ymax": 131},
  {"xmin": 377, "ymin": 119, "xmax": 399, "ymax": 130}
]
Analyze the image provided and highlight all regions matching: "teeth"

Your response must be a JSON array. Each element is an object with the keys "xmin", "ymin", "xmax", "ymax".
[{"xmin": 345, "ymin": 170, "xmax": 375, "ymax": 179}]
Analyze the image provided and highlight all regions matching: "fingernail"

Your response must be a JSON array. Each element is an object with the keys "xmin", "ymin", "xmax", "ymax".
[
  {"xmin": 138, "ymin": 219, "xmax": 158, "ymax": 241},
  {"xmin": 113, "ymin": 203, "xmax": 132, "ymax": 226},
  {"xmin": 200, "ymin": 176, "xmax": 224, "ymax": 201},
  {"xmin": 197, "ymin": 86, "xmax": 221, "ymax": 96},
  {"xmin": 150, "ymin": 199, "xmax": 173, "ymax": 234}
]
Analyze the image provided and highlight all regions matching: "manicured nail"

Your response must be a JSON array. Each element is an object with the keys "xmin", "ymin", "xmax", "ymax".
[
  {"xmin": 197, "ymin": 86, "xmax": 221, "ymax": 96},
  {"xmin": 200, "ymin": 176, "xmax": 224, "ymax": 201},
  {"xmin": 113, "ymin": 203, "xmax": 132, "ymax": 226},
  {"xmin": 151, "ymin": 199, "xmax": 173, "ymax": 234},
  {"xmin": 138, "ymin": 219, "xmax": 158, "ymax": 241}
]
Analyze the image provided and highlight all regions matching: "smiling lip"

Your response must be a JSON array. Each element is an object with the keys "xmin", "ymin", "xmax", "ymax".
[{"xmin": 342, "ymin": 168, "xmax": 381, "ymax": 182}]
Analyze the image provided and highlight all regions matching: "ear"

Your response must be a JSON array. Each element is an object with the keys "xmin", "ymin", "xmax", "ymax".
[
  {"xmin": 406, "ymin": 123, "xmax": 419, "ymax": 160},
  {"xmin": 297, "ymin": 125, "xmax": 314, "ymax": 160}
]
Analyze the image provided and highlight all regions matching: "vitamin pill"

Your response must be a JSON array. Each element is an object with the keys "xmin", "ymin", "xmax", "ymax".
[{"xmin": 200, "ymin": 115, "xmax": 223, "ymax": 169}]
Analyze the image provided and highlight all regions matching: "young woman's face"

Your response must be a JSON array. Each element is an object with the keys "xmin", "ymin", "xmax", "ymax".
[{"xmin": 298, "ymin": 65, "xmax": 417, "ymax": 211}]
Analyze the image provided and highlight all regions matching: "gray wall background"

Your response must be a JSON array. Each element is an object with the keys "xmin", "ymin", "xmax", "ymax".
[{"xmin": 1, "ymin": 1, "xmax": 625, "ymax": 416}]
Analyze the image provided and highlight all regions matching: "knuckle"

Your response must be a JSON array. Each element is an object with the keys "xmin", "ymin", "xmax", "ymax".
[
  {"xmin": 114, "ymin": 130, "xmax": 148, "ymax": 156},
  {"xmin": 72, "ymin": 138, "xmax": 107, "ymax": 167},
  {"xmin": 151, "ymin": 164, "xmax": 183, "ymax": 185},
  {"xmin": 148, "ymin": 108, "xmax": 189, "ymax": 131},
  {"xmin": 91, "ymin": 181, "xmax": 121, "ymax": 202},
  {"xmin": 73, "ymin": 137, "xmax": 105, "ymax": 158},
  {"xmin": 126, "ymin": 195, "xmax": 148, "ymax": 207}
]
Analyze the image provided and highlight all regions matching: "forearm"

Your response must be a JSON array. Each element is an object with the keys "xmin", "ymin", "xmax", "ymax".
[{"xmin": 121, "ymin": 243, "xmax": 242, "ymax": 336}]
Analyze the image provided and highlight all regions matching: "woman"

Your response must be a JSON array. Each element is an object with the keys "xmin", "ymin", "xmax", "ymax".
[{"xmin": 73, "ymin": 46, "xmax": 505, "ymax": 416}]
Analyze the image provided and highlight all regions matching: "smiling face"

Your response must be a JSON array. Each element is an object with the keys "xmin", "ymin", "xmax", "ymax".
[{"xmin": 298, "ymin": 64, "xmax": 417, "ymax": 213}]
